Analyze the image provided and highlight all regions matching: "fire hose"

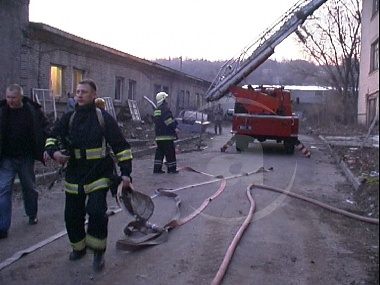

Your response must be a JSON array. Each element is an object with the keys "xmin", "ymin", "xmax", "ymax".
[
  {"xmin": 1, "ymin": 166, "xmax": 378, "ymax": 282},
  {"xmin": 211, "ymin": 182, "xmax": 378, "ymax": 285},
  {"xmin": 116, "ymin": 166, "xmax": 378, "ymax": 285}
]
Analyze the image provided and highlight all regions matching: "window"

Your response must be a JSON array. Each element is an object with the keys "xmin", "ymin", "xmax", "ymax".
[
  {"xmin": 373, "ymin": 0, "xmax": 379, "ymax": 16},
  {"xmin": 177, "ymin": 90, "xmax": 185, "ymax": 109},
  {"xmin": 163, "ymin": 86, "xmax": 169, "ymax": 94},
  {"xmin": 73, "ymin": 69, "xmax": 84, "ymax": 91},
  {"xmin": 186, "ymin": 90, "xmax": 191, "ymax": 108},
  {"xmin": 370, "ymin": 39, "xmax": 379, "ymax": 72},
  {"xmin": 154, "ymin": 84, "xmax": 162, "ymax": 98},
  {"xmin": 128, "ymin": 79, "xmax": 136, "ymax": 100},
  {"xmin": 50, "ymin": 65, "xmax": 63, "ymax": 96},
  {"xmin": 115, "ymin": 77, "xmax": 124, "ymax": 101},
  {"xmin": 196, "ymin": 93, "xmax": 203, "ymax": 108},
  {"xmin": 367, "ymin": 94, "xmax": 378, "ymax": 126},
  {"xmin": 153, "ymin": 85, "xmax": 170, "ymax": 97}
]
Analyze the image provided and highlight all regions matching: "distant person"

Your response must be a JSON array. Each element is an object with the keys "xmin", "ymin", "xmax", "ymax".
[
  {"xmin": 214, "ymin": 104, "xmax": 223, "ymax": 135},
  {"xmin": 153, "ymin": 92, "xmax": 179, "ymax": 174},
  {"xmin": 0, "ymin": 84, "xmax": 50, "ymax": 239},
  {"xmin": 66, "ymin": 92, "xmax": 76, "ymax": 112}
]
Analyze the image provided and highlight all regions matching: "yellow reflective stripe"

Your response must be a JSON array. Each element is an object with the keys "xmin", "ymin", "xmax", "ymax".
[
  {"xmin": 65, "ymin": 178, "xmax": 109, "ymax": 194},
  {"xmin": 83, "ymin": 178, "xmax": 110, "ymax": 194},
  {"xmin": 155, "ymin": 136, "xmax": 176, "ymax": 141},
  {"xmin": 165, "ymin": 118, "xmax": 174, "ymax": 125},
  {"xmin": 45, "ymin": 138, "xmax": 57, "ymax": 147},
  {"xmin": 74, "ymin": 149, "xmax": 81, "ymax": 158},
  {"xmin": 72, "ymin": 238, "xmax": 86, "ymax": 251},
  {"xmin": 64, "ymin": 181, "xmax": 79, "ymax": 194},
  {"xmin": 86, "ymin": 148, "xmax": 104, "ymax": 159},
  {"xmin": 115, "ymin": 149, "xmax": 132, "ymax": 162},
  {"xmin": 153, "ymin": 110, "xmax": 161, "ymax": 117},
  {"xmin": 73, "ymin": 148, "xmax": 106, "ymax": 159},
  {"xmin": 86, "ymin": 234, "xmax": 107, "ymax": 251}
]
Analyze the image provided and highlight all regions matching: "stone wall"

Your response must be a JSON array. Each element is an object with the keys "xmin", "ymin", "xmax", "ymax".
[{"xmin": 0, "ymin": 0, "xmax": 29, "ymax": 95}]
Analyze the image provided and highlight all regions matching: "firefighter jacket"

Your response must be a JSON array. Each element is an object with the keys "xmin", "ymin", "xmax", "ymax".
[
  {"xmin": 0, "ymin": 96, "xmax": 50, "ymax": 163},
  {"xmin": 153, "ymin": 102, "xmax": 178, "ymax": 141},
  {"xmin": 45, "ymin": 103, "xmax": 132, "ymax": 195}
]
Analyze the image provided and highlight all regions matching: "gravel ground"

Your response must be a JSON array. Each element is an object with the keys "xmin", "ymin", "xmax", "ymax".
[
  {"xmin": 305, "ymin": 121, "xmax": 379, "ymax": 220},
  {"xmin": 331, "ymin": 145, "xmax": 379, "ymax": 219}
]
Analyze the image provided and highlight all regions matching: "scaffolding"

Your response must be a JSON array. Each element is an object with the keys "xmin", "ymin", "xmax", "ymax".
[
  {"xmin": 32, "ymin": 88, "xmax": 57, "ymax": 121},
  {"xmin": 102, "ymin": 97, "xmax": 117, "ymax": 119}
]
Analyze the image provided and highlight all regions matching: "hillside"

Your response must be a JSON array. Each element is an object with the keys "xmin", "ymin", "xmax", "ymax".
[{"xmin": 154, "ymin": 57, "xmax": 327, "ymax": 86}]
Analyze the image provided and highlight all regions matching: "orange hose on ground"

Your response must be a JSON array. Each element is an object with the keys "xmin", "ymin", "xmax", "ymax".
[
  {"xmin": 251, "ymin": 183, "xmax": 379, "ymax": 225},
  {"xmin": 211, "ymin": 185, "xmax": 256, "ymax": 285}
]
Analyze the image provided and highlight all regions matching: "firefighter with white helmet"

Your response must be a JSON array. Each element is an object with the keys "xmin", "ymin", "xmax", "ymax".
[{"xmin": 153, "ymin": 92, "xmax": 179, "ymax": 174}]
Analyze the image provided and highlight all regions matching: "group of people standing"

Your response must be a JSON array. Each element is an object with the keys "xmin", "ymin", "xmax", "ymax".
[{"xmin": 0, "ymin": 80, "xmax": 179, "ymax": 272}]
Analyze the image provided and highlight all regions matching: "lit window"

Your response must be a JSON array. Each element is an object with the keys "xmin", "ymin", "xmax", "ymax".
[
  {"xmin": 50, "ymin": 65, "xmax": 63, "ymax": 96},
  {"xmin": 73, "ymin": 69, "xmax": 84, "ymax": 91}
]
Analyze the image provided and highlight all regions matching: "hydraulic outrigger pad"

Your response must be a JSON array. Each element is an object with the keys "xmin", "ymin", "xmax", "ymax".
[
  {"xmin": 295, "ymin": 140, "xmax": 311, "ymax": 158},
  {"xmin": 221, "ymin": 135, "xmax": 236, "ymax": 152}
]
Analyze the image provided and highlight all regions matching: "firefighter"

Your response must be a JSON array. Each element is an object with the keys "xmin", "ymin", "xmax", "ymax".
[
  {"xmin": 153, "ymin": 92, "xmax": 179, "ymax": 174},
  {"xmin": 44, "ymin": 79, "xmax": 132, "ymax": 272}
]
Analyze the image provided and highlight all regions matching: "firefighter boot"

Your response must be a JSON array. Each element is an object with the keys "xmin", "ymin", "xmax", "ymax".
[
  {"xmin": 93, "ymin": 250, "xmax": 105, "ymax": 272},
  {"xmin": 69, "ymin": 248, "xmax": 86, "ymax": 261}
]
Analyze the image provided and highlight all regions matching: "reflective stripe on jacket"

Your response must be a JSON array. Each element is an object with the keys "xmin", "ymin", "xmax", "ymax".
[
  {"xmin": 45, "ymin": 103, "xmax": 132, "ymax": 188},
  {"xmin": 154, "ymin": 102, "xmax": 178, "ymax": 141},
  {"xmin": 64, "ymin": 177, "xmax": 110, "ymax": 194}
]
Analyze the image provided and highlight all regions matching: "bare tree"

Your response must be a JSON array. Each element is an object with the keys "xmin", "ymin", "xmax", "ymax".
[{"xmin": 297, "ymin": 0, "xmax": 361, "ymax": 124}]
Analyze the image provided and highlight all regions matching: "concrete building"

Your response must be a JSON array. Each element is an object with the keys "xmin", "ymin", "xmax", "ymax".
[
  {"xmin": 358, "ymin": 0, "xmax": 379, "ymax": 126},
  {"xmin": 0, "ymin": 0, "xmax": 211, "ymax": 119}
]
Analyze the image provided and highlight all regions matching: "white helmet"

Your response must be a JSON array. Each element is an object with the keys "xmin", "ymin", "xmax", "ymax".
[{"xmin": 156, "ymin": 92, "xmax": 168, "ymax": 105}]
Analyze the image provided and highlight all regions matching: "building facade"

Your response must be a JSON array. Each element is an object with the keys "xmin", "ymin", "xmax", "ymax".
[
  {"xmin": 358, "ymin": 0, "xmax": 379, "ymax": 126},
  {"xmin": 0, "ymin": 0, "xmax": 211, "ymax": 119}
]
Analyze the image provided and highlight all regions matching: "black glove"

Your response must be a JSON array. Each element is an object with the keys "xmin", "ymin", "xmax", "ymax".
[{"xmin": 109, "ymin": 174, "xmax": 122, "ymax": 197}]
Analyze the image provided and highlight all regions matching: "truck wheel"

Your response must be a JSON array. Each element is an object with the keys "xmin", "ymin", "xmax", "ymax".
[
  {"xmin": 236, "ymin": 135, "xmax": 250, "ymax": 152},
  {"xmin": 284, "ymin": 140, "xmax": 295, "ymax": 154}
]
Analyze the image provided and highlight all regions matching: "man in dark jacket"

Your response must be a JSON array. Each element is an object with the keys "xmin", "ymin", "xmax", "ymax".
[
  {"xmin": 45, "ymin": 79, "xmax": 132, "ymax": 271},
  {"xmin": 153, "ymin": 92, "xmax": 179, "ymax": 174},
  {"xmin": 0, "ymin": 84, "xmax": 50, "ymax": 239}
]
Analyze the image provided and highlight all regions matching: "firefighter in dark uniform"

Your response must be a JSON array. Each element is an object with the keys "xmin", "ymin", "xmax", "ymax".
[
  {"xmin": 153, "ymin": 92, "xmax": 179, "ymax": 174},
  {"xmin": 44, "ymin": 79, "xmax": 132, "ymax": 272}
]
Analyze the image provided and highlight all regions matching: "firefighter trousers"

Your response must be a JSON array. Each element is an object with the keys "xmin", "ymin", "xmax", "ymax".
[
  {"xmin": 65, "ymin": 187, "xmax": 108, "ymax": 251},
  {"xmin": 154, "ymin": 140, "xmax": 177, "ymax": 172}
]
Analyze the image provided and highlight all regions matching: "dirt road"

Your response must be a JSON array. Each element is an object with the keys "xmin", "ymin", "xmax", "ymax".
[{"xmin": 0, "ymin": 130, "xmax": 378, "ymax": 285}]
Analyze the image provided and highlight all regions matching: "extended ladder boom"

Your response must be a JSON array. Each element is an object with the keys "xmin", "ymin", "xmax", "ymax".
[{"xmin": 205, "ymin": 0, "xmax": 327, "ymax": 102}]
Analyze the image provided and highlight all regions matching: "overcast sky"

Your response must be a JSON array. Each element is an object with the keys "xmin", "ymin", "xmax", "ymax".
[{"xmin": 29, "ymin": 0, "xmax": 307, "ymax": 61}]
